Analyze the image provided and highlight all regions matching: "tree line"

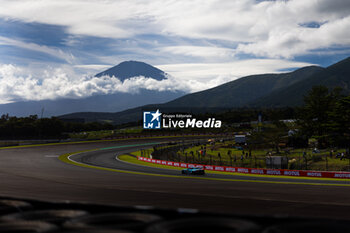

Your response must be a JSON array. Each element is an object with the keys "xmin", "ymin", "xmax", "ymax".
[{"xmin": 0, "ymin": 114, "xmax": 113, "ymax": 139}]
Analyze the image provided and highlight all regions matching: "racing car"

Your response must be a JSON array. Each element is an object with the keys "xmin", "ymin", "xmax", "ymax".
[{"xmin": 181, "ymin": 167, "xmax": 205, "ymax": 175}]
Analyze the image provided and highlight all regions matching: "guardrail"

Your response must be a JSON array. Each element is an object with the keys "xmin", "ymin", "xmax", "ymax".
[{"xmin": 137, "ymin": 156, "xmax": 350, "ymax": 179}]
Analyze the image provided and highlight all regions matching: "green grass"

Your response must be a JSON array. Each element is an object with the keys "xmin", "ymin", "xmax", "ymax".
[
  {"xmin": 130, "ymin": 144, "xmax": 186, "ymax": 158},
  {"xmin": 130, "ymin": 151, "xmax": 142, "ymax": 157},
  {"xmin": 69, "ymin": 130, "xmax": 116, "ymax": 140},
  {"xmin": 181, "ymin": 143, "xmax": 268, "ymax": 168},
  {"xmin": 69, "ymin": 127, "xmax": 143, "ymax": 140},
  {"xmin": 160, "ymin": 140, "xmax": 349, "ymax": 171},
  {"xmin": 117, "ymin": 127, "xmax": 143, "ymax": 134},
  {"xmin": 0, "ymin": 141, "xmax": 20, "ymax": 147}
]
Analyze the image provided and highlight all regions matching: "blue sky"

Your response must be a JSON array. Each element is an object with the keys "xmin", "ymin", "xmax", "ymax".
[{"xmin": 0, "ymin": 0, "xmax": 349, "ymax": 103}]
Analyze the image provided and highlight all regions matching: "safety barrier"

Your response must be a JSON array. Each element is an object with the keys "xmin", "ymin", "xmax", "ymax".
[{"xmin": 137, "ymin": 156, "xmax": 350, "ymax": 179}]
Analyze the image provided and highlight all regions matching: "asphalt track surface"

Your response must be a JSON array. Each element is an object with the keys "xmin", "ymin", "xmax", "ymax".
[{"xmin": 1, "ymin": 137, "xmax": 350, "ymax": 220}]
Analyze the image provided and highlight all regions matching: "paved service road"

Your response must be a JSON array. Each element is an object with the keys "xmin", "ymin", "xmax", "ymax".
[{"xmin": 1, "ymin": 138, "xmax": 350, "ymax": 220}]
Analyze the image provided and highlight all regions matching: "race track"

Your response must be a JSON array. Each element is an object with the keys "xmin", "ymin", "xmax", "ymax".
[{"xmin": 1, "ymin": 138, "xmax": 350, "ymax": 220}]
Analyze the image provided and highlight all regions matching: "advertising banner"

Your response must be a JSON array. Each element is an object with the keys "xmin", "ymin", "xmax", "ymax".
[{"xmin": 137, "ymin": 156, "xmax": 350, "ymax": 179}]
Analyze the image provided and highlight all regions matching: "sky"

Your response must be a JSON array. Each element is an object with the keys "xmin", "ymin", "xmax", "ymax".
[{"xmin": 0, "ymin": 0, "xmax": 349, "ymax": 104}]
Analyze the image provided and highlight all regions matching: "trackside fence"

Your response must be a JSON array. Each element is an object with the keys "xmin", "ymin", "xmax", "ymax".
[{"xmin": 137, "ymin": 156, "xmax": 350, "ymax": 179}]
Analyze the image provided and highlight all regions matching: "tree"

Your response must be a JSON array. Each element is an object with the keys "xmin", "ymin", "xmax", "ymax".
[
  {"xmin": 263, "ymin": 121, "xmax": 288, "ymax": 154},
  {"xmin": 298, "ymin": 86, "xmax": 343, "ymax": 147},
  {"xmin": 326, "ymin": 95, "xmax": 350, "ymax": 147},
  {"xmin": 246, "ymin": 130, "xmax": 265, "ymax": 151}
]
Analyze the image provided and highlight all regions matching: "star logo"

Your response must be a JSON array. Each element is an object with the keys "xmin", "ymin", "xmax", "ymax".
[
  {"xmin": 150, "ymin": 109, "xmax": 161, "ymax": 122},
  {"xmin": 143, "ymin": 109, "xmax": 162, "ymax": 129}
]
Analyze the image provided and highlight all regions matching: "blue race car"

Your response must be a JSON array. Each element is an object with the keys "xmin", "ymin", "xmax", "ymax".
[{"xmin": 181, "ymin": 167, "xmax": 205, "ymax": 175}]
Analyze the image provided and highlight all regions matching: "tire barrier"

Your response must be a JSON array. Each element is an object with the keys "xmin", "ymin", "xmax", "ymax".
[
  {"xmin": 0, "ymin": 220, "xmax": 57, "ymax": 232},
  {"xmin": 64, "ymin": 212, "xmax": 162, "ymax": 231},
  {"xmin": 62, "ymin": 230, "xmax": 133, "ymax": 233},
  {"xmin": 145, "ymin": 217, "xmax": 261, "ymax": 233},
  {"xmin": 0, "ymin": 199, "xmax": 33, "ymax": 215},
  {"xmin": 0, "ymin": 196, "xmax": 349, "ymax": 233},
  {"xmin": 262, "ymin": 221, "xmax": 350, "ymax": 233},
  {"xmin": 1, "ymin": 209, "xmax": 88, "ymax": 225}
]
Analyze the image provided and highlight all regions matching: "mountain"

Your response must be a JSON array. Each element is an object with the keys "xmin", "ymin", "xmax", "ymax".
[
  {"xmin": 250, "ymin": 57, "xmax": 350, "ymax": 107},
  {"xmin": 0, "ymin": 61, "xmax": 183, "ymax": 117},
  {"xmin": 95, "ymin": 61, "xmax": 167, "ymax": 81},
  {"xmin": 59, "ymin": 104, "xmax": 228, "ymax": 125},
  {"xmin": 164, "ymin": 66, "xmax": 324, "ymax": 108},
  {"xmin": 59, "ymin": 57, "xmax": 350, "ymax": 125}
]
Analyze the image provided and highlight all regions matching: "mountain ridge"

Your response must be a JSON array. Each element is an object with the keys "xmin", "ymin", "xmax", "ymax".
[
  {"xmin": 165, "ymin": 65, "xmax": 324, "ymax": 108},
  {"xmin": 95, "ymin": 60, "xmax": 167, "ymax": 81},
  {"xmin": 249, "ymin": 57, "xmax": 350, "ymax": 107},
  {"xmin": 59, "ymin": 56, "xmax": 350, "ymax": 124}
]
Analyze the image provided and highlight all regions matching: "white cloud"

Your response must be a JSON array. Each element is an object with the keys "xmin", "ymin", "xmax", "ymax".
[
  {"xmin": 159, "ymin": 46, "xmax": 236, "ymax": 61},
  {"xmin": 0, "ymin": 64, "xmax": 187, "ymax": 104},
  {"xmin": 0, "ymin": 0, "xmax": 150, "ymax": 38},
  {"xmin": 0, "ymin": 0, "xmax": 349, "ymax": 59},
  {"xmin": 0, "ymin": 36, "xmax": 76, "ymax": 64},
  {"xmin": 237, "ymin": 15, "xmax": 350, "ymax": 58},
  {"xmin": 0, "ymin": 59, "xmax": 314, "ymax": 103},
  {"xmin": 74, "ymin": 64, "xmax": 112, "ymax": 71}
]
